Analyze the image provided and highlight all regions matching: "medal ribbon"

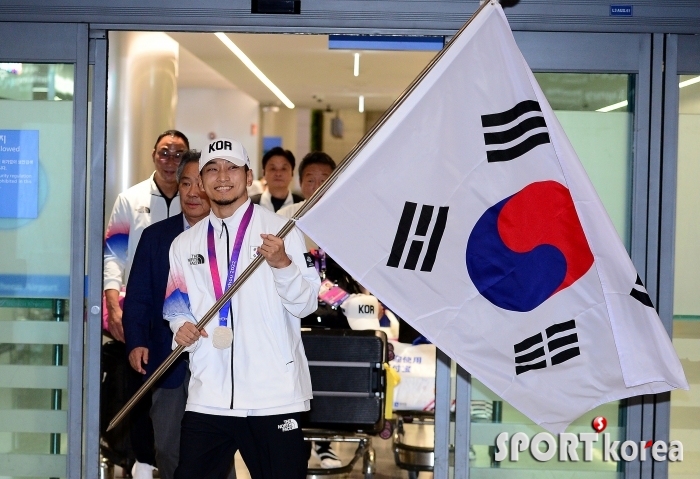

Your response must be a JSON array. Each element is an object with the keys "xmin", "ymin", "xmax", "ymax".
[
  {"xmin": 207, "ymin": 202, "xmax": 254, "ymax": 327},
  {"xmin": 311, "ymin": 249, "xmax": 327, "ymax": 278}
]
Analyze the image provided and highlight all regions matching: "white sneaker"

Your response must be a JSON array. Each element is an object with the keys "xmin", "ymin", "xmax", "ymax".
[
  {"xmin": 312, "ymin": 442, "xmax": 342, "ymax": 469},
  {"xmin": 131, "ymin": 461, "xmax": 155, "ymax": 479}
]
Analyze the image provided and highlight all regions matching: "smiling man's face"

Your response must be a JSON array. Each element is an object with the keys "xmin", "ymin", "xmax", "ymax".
[
  {"xmin": 152, "ymin": 135, "xmax": 187, "ymax": 185},
  {"xmin": 200, "ymin": 158, "xmax": 252, "ymax": 208},
  {"xmin": 178, "ymin": 161, "xmax": 210, "ymax": 224}
]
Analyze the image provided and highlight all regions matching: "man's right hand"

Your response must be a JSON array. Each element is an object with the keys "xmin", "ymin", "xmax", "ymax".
[
  {"xmin": 129, "ymin": 347, "xmax": 149, "ymax": 374},
  {"xmin": 105, "ymin": 289, "xmax": 125, "ymax": 342},
  {"xmin": 175, "ymin": 322, "xmax": 208, "ymax": 347}
]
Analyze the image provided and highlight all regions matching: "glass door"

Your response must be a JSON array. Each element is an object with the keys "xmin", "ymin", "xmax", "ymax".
[
  {"xmin": 669, "ymin": 34, "xmax": 700, "ymax": 479},
  {"xmin": 0, "ymin": 23, "xmax": 88, "ymax": 479},
  {"xmin": 469, "ymin": 71, "xmax": 632, "ymax": 478},
  {"xmin": 460, "ymin": 31, "xmax": 653, "ymax": 479}
]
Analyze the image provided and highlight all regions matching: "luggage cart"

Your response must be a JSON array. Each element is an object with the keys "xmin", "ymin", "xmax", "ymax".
[
  {"xmin": 392, "ymin": 411, "xmax": 436, "ymax": 479},
  {"xmin": 301, "ymin": 329, "xmax": 389, "ymax": 479},
  {"xmin": 304, "ymin": 430, "xmax": 374, "ymax": 479},
  {"xmin": 392, "ymin": 401, "xmax": 503, "ymax": 478}
]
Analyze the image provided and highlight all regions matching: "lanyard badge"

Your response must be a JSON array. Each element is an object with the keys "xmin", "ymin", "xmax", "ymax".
[{"xmin": 207, "ymin": 202, "xmax": 254, "ymax": 349}]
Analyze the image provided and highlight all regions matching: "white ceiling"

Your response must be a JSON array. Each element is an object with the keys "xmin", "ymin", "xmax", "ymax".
[
  {"xmin": 177, "ymin": 46, "xmax": 235, "ymax": 90},
  {"xmin": 169, "ymin": 32, "xmax": 437, "ymax": 111}
]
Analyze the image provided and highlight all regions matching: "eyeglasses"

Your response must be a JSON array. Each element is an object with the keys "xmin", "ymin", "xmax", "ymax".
[{"xmin": 157, "ymin": 150, "xmax": 185, "ymax": 161}]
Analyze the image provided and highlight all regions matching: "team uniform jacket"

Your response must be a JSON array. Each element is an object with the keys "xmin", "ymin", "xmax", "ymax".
[
  {"xmin": 277, "ymin": 200, "xmax": 317, "ymax": 250},
  {"xmin": 251, "ymin": 190, "xmax": 304, "ymax": 212},
  {"xmin": 104, "ymin": 172, "xmax": 181, "ymax": 291},
  {"xmin": 163, "ymin": 200, "xmax": 320, "ymax": 415}
]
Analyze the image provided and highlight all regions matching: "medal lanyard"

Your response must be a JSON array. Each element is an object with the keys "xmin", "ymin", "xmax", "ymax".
[
  {"xmin": 207, "ymin": 202, "xmax": 254, "ymax": 327},
  {"xmin": 313, "ymin": 249, "xmax": 327, "ymax": 278}
]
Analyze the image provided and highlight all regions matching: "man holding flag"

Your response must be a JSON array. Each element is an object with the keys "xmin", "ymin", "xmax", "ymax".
[
  {"xmin": 163, "ymin": 138, "xmax": 320, "ymax": 479},
  {"xmin": 107, "ymin": 0, "xmax": 687, "ymax": 460},
  {"xmin": 295, "ymin": 1, "xmax": 687, "ymax": 433}
]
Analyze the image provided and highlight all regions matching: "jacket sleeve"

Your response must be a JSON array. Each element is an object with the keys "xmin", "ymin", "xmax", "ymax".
[
  {"xmin": 163, "ymin": 239, "xmax": 200, "ymax": 352},
  {"xmin": 103, "ymin": 194, "xmax": 130, "ymax": 291},
  {"xmin": 122, "ymin": 228, "xmax": 154, "ymax": 354},
  {"xmin": 270, "ymin": 225, "xmax": 321, "ymax": 318}
]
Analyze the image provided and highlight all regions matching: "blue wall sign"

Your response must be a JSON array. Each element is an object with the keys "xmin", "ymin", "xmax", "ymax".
[
  {"xmin": 0, "ymin": 130, "xmax": 40, "ymax": 219},
  {"xmin": 610, "ymin": 5, "xmax": 633, "ymax": 16}
]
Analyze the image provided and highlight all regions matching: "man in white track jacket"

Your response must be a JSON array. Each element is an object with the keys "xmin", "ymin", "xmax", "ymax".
[
  {"xmin": 104, "ymin": 130, "xmax": 189, "ymax": 342},
  {"xmin": 164, "ymin": 137, "xmax": 320, "ymax": 479}
]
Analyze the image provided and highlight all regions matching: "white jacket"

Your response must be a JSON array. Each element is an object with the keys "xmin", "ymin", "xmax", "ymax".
[
  {"xmin": 103, "ymin": 173, "xmax": 181, "ymax": 291},
  {"xmin": 277, "ymin": 200, "xmax": 318, "ymax": 250},
  {"xmin": 164, "ymin": 201, "xmax": 320, "ymax": 414},
  {"xmin": 258, "ymin": 189, "xmax": 296, "ymax": 212}
]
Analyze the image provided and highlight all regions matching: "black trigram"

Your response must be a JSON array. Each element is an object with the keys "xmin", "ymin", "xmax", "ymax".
[
  {"xmin": 630, "ymin": 274, "xmax": 654, "ymax": 308},
  {"xmin": 514, "ymin": 319, "xmax": 580, "ymax": 375},
  {"xmin": 387, "ymin": 202, "xmax": 449, "ymax": 272},
  {"xmin": 481, "ymin": 100, "xmax": 551, "ymax": 163}
]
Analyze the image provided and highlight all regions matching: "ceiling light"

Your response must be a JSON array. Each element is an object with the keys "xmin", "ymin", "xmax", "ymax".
[
  {"xmin": 359, "ymin": 95, "xmax": 365, "ymax": 113},
  {"xmin": 596, "ymin": 76, "xmax": 700, "ymax": 112},
  {"xmin": 354, "ymin": 53, "xmax": 360, "ymax": 77},
  {"xmin": 214, "ymin": 32, "xmax": 294, "ymax": 109},
  {"xmin": 596, "ymin": 100, "xmax": 628, "ymax": 113},
  {"xmin": 680, "ymin": 75, "xmax": 700, "ymax": 89}
]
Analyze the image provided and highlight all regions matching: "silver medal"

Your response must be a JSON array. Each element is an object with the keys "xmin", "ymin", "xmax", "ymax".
[{"xmin": 212, "ymin": 326, "xmax": 233, "ymax": 349}]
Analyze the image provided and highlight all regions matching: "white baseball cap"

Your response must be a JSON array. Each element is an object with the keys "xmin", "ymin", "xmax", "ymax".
[
  {"xmin": 341, "ymin": 294, "xmax": 380, "ymax": 331},
  {"xmin": 200, "ymin": 138, "xmax": 250, "ymax": 171}
]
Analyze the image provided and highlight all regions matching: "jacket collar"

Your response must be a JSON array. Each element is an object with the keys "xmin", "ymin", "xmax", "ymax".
[
  {"xmin": 208, "ymin": 199, "xmax": 252, "ymax": 237},
  {"xmin": 149, "ymin": 172, "xmax": 179, "ymax": 199},
  {"xmin": 260, "ymin": 189, "xmax": 292, "ymax": 209}
]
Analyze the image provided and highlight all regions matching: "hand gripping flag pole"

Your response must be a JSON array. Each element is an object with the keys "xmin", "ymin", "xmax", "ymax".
[{"xmin": 107, "ymin": 0, "xmax": 493, "ymax": 433}]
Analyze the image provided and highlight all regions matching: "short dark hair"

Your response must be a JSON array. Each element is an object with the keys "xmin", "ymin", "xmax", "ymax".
[
  {"xmin": 176, "ymin": 150, "xmax": 200, "ymax": 183},
  {"xmin": 298, "ymin": 151, "xmax": 336, "ymax": 181},
  {"xmin": 153, "ymin": 129, "xmax": 190, "ymax": 150},
  {"xmin": 262, "ymin": 147, "xmax": 295, "ymax": 171}
]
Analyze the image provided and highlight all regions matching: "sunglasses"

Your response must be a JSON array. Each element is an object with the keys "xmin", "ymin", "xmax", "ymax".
[{"xmin": 157, "ymin": 150, "xmax": 185, "ymax": 161}]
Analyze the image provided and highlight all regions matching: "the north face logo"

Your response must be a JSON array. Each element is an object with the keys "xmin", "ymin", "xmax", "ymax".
[
  {"xmin": 188, "ymin": 254, "xmax": 205, "ymax": 265},
  {"xmin": 278, "ymin": 418, "xmax": 298, "ymax": 432},
  {"xmin": 136, "ymin": 206, "xmax": 150, "ymax": 213}
]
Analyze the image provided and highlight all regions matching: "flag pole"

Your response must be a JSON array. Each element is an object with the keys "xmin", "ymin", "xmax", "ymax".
[
  {"xmin": 293, "ymin": 0, "xmax": 494, "ymax": 221},
  {"xmin": 107, "ymin": 0, "xmax": 494, "ymax": 433}
]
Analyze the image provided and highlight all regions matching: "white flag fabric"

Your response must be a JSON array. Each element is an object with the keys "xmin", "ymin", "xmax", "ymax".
[{"xmin": 296, "ymin": 2, "xmax": 688, "ymax": 433}]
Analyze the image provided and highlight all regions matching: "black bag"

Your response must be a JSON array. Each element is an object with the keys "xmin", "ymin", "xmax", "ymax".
[{"xmin": 301, "ymin": 329, "xmax": 387, "ymax": 434}]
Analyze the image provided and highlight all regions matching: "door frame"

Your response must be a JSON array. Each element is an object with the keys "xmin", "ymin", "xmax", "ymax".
[
  {"xmin": 0, "ymin": 22, "xmax": 89, "ymax": 479},
  {"xmin": 82, "ymin": 25, "xmax": 671, "ymax": 479},
  {"xmin": 654, "ymin": 32, "xmax": 700, "ymax": 479}
]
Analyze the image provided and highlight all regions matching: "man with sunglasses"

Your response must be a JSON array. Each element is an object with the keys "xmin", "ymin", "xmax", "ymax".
[
  {"xmin": 103, "ymin": 129, "xmax": 189, "ymax": 478},
  {"xmin": 104, "ymin": 130, "xmax": 189, "ymax": 341}
]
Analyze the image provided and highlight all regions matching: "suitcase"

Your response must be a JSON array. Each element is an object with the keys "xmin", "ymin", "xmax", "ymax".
[{"xmin": 301, "ymin": 329, "xmax": 387, "ymax": 434}]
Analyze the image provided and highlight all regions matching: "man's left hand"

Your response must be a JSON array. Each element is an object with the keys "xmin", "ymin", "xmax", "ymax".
[{"xmin": 258, "ymin": 234, "xmax": 292, "ymax": 269}]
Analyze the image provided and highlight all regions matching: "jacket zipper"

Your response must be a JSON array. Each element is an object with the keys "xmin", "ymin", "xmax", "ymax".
[{"xmin": 152, "ymin": 181, "xmax": 175, "ymax": 217}]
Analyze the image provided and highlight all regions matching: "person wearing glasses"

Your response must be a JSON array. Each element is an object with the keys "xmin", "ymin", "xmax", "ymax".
[{"xmin": 103, "ymin": 129, "xmax": 189, "ymax": 479}]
